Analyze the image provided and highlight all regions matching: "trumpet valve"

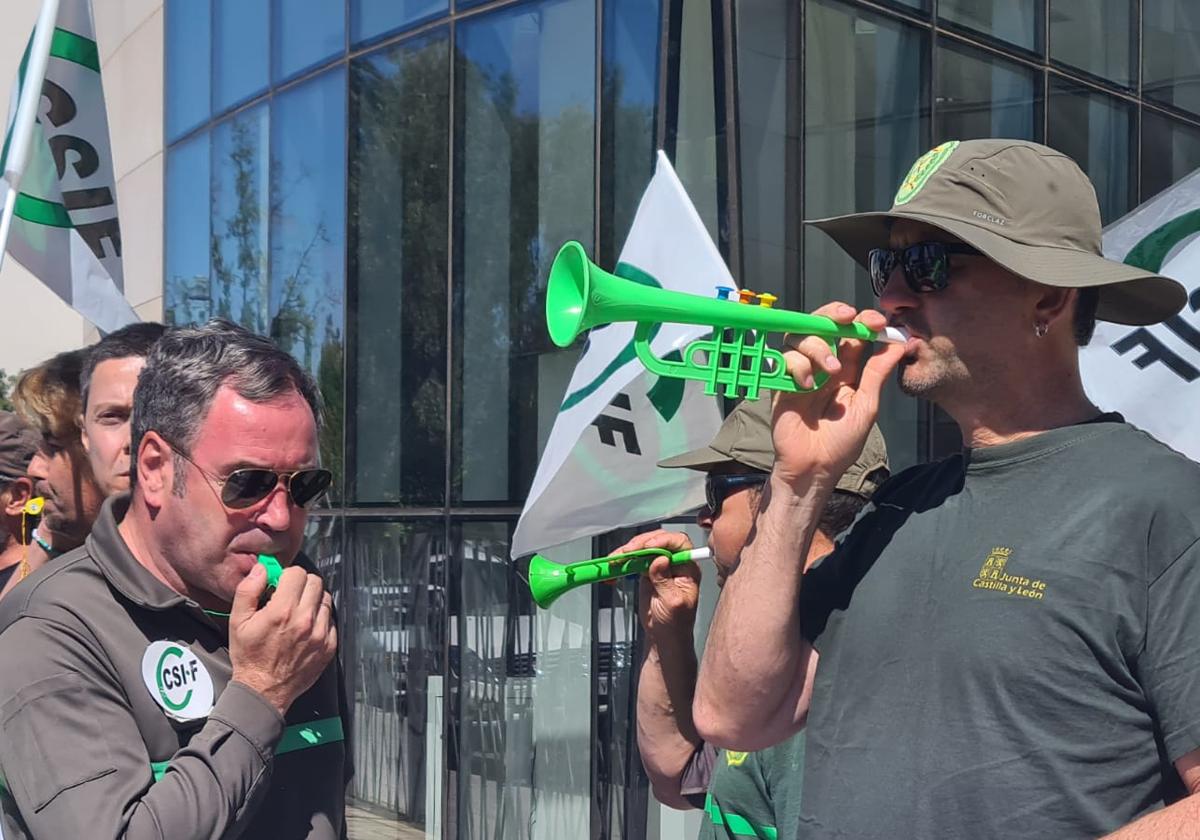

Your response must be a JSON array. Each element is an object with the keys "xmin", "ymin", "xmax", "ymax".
[
  {"xmin": 758, "ymin": 293, "xmax": 777, "ymax": 308},
  {"xmin": 715, "ymin": 285, "xmax": 735, "ymax": 300},
  {"xmin": 738, "ymin": 289, "xmax": 757, "ymax": 305}
]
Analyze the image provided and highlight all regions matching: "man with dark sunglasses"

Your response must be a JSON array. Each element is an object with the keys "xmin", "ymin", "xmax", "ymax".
[
  {"xmin": 693, "ymin": 139, "xmax": 1200, "ymax": 839},
  {"xmin": 0, "ymin": 320, "xmax": 350, "ymax": 839},
  {"xmin": 618, "ymin": 396, "xmax": 887, "ymax": 840}
]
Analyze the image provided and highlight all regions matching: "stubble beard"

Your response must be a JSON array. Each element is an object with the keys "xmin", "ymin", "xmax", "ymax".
[{"xmin": 896, "ymin": 348, "xmax": 969, "ymax": 400}]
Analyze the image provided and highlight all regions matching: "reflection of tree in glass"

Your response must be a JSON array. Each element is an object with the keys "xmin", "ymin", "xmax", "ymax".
[
  {"xmin": 316, "ymin": 319, "xmax": 344, "ymax": 505},
  {"xmin": 453, "ymin": 44, "xmax": 655, "ymax": 500},
  {"xmin": 204, "ymin": 111, "xmax": 346, "ymax": 503},
  {"xmin": 350, "ymin": 38, "xmax": 449, "ymax": 503},
  {"xmin": 211, "ymin": 117, "xmax": 268, "ymax": 334}
]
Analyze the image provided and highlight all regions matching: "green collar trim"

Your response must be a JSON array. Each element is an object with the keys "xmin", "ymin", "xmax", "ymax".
[
  {"xmin": 705, "ymin": 792, "xmax": 778, "ymax": 839},
  {"xmin": 151, "ymin": 716, "xmax": 343, "ymax": 781}
]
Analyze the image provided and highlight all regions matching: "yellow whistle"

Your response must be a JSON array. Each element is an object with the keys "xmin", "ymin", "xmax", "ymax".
[{"xmin": 23, "ymin": 497, "xmax": 44, "ymax": 516}]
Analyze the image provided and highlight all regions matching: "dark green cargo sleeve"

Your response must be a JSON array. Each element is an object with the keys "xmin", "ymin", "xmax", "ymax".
[{"xmin": 0, "ymin": 615, "xmax": 284, "ymax": 839}]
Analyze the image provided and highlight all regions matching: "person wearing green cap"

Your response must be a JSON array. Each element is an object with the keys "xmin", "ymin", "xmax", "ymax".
[
  {"xmin": 0, "ymin": 412, "xmax": 41, "ymax": 592},
  {"xmin": 693, "ymin": 139, "xmax": 1200, "ymax": 838},
  {"xmin": 620, "ymin": 396, "xmax": 888, "ymax": 840}
]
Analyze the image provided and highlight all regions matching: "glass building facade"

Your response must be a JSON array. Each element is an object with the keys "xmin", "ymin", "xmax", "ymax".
[{"xmin": 161, "ymin": 0, "xmax": 1200, "ymax": 836}]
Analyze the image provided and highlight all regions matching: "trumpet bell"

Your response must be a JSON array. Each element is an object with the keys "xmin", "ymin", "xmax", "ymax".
[{"xmin": 546, "ymin": 241, "xmax": 591, "ymax": 348}]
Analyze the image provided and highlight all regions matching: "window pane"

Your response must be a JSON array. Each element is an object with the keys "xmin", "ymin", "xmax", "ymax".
[
  {"xmin": 1049, "ymin": 0, "xmax": 1134, "ymax": 87},
  {"xmin": 346, "ymin": 520, "xmax": 445, "ymax": 831},
  {"xmin": 599, "ymin": 0, "xmax": 661, "ymax": 265},
  {"xmin": 270, "ymin": 70, "xmax": 347, "ymax": 504},
  {"xmin": 165, "ymin": 0, "xmax": 211, "ymax": 140},
  {"xmin": 1047, "ymin": 79, "xmax": 1134, "ymax": 224},
  {"xmin": 804, "ymin": 0, "xmax": 929, "ymax": 471},
  {"xmin": 453, "ymin": 0, "xmax": 596, "ymax": 503},
  {"xmin": 939, "ymin": 0, "xmax": 1039, "ymax": 51},
  {"xmin": 937, "ymin": 40, "xmax": 1042, "ymax": 143},
  {"xmin": 592, "ymin": 530, "xmax": 654, "ymax": 839},
  {"xmin": 451, "ymin": 524, "xmax": 591, "ymax": 839},
  {"xmin": 1141, "ymin": 109, "xmax": 1200, "ymax": 202},
  {"xmin": 275, "ymin": 0, "xmax": 345, "ymax": 82},
  {"xmin": 214, "ymin": 0, "xmax": 269, "ymax": 113},
  {"xmin": 1144, "ymin": 0, "xmax": 1200, "ymax": 117},
  {"xmin": 350, "ymin": 34, "xmax": 449, "ymax": 506},
  {"xmin": 351, "ymin": 0, "xmax": 447, "ymax": 45},
  {"xmin": 165, "ymin": 133, "xmax": 211, "ymax": 326},
  {"xmin": 211, "ymin": 106, "xmax": 270, "ymax": 333},
  {"xmin": 736, "ymin": 0, "xmax": 800, "ymax": 304}
]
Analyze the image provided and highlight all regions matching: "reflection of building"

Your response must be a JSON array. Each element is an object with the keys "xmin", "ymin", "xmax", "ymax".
[{"xmin": 4, "ymin": 0, "xmax": 1200, "ymax": 837}]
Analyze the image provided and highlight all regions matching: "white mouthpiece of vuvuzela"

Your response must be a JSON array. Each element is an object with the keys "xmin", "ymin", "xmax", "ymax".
[{"xmin": 877, "ymin": 326, "xmax": 910, "ymax": 344}]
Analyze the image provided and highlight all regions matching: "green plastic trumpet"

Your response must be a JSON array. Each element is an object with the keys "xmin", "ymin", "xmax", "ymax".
[
  {"xmin": 546, "ymin": 241, "xmax": 907, "ymax": 399},
  {"xmin": 528, "ymin": 546, "xmax": 713, "ymax": 608}
]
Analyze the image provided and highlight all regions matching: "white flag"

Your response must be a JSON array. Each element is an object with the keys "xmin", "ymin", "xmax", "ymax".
[
  {"xmin": 1080, "ymin": 169, "xmax": 1200, "ymax": 459},
  {"xmin": 1, "ymin": 0, "xmax": 138, "ymax": 332},
  {"xmin": 511, "ymin": 151, "xmax": 730, "ymax": 558}
]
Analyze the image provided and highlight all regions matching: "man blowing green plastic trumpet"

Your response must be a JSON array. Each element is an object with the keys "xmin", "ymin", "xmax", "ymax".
[
  {"xmin": 621, "ymin": 396, "xmax": 888, "ymax": 840},
  {"xmin": 693, "ymin": 139, "xmax": 1200, "ymax": 838}
]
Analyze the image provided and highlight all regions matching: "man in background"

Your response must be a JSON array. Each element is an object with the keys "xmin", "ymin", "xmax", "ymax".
[{"xmin": 79, "ymin": 322, "xmax": 167, "ymax": 497}]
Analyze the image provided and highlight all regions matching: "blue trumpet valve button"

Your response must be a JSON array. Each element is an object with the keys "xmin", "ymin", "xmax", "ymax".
[{"xmin": 715, "ymin": 285, "xmax": 734, "ymax": 300}]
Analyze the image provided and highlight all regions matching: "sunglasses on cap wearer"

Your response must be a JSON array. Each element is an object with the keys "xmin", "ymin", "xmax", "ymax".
[
  {"xmin": 705, "ymin": 472, "xmax": 768, "ymax": 516},
  {"xmin": 158, "ymin": 435, "xmax": 332, "ymax": 510},
  {"xmin": 867, "ymin": 241, "xmax": 982, "ymax": 297}
]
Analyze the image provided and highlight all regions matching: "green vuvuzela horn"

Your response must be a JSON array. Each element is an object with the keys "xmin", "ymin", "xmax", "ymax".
[{"xmin": 528, "ymin": 546, "xmax": 713, "ymax": 609}]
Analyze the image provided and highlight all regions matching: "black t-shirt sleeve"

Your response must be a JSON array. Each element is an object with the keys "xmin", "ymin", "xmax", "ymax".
[
  {"xmin": 1142, "ymin": 535, "xmax": 1200, "ymax": 764},
  {"xmin": 799, "ymin": 460, "xmax": 955, "ymax": 648},
  {"xmin": 799, "ymin": 497, "xmax": 882, "ymax": 648}
]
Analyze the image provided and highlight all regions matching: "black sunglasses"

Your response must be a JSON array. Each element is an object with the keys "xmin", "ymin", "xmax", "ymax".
[
  {"xmin": 867, "ymin": 241, "xmax": 982, "ymax": 297},
  {"xmin": 705, "ymin": 473, "xmax": 768, "ymax": 516},
  {"xmin": 162, "ymin": 437, "xmax": 332, "ymax": 510}
]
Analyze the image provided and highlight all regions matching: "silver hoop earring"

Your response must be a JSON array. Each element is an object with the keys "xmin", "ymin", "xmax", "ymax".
[{"xmin": 1034, "ymin": 321, "xmax": 1048, "ymax": 338}]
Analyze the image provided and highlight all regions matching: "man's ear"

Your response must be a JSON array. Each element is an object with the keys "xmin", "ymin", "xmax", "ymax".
[
  {"xmin": 3, "ymin": 478, "xmax": 34, "ymax": 518},
  {"xmin": 1033, "ymin": 284, "xmax": 1076, "ymax": 334},
  {"xmin": 136, "ymin": 431, "xmax": 173, "ymax": 507},
  {"xmin": 79, "ymin": 413, "xmax": 91, "ymax": 454}
]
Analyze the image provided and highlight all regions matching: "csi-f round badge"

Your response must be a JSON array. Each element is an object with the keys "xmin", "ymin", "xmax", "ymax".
[{"xmin": 141, "ymin": 641, "xmax": 215, "ymax": 722}]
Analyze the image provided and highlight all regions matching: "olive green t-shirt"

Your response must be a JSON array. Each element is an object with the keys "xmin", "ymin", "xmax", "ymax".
[
  {"xmin": 797, "ymin": 416, "xmax": 1200, "ymax": 838},
  {"xmin": 696, "ymin": 736, "xmax": 806, "ymax": 840}
]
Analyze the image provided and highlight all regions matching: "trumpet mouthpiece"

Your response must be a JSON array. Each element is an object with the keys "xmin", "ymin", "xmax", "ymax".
[{"xmin": 878, "ymin": 326, "xmax": 910, "ymax": 344}]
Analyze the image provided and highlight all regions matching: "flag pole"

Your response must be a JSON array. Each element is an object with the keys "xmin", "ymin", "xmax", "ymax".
[{"xmin": 0, "ymin": 0, "xmax": 61, "ymax": 273}]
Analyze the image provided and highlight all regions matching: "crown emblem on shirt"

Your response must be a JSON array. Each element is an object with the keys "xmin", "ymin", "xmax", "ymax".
[{"xmin": 978, "ymin": 547, "xmax": 1011, "ymax": 580}]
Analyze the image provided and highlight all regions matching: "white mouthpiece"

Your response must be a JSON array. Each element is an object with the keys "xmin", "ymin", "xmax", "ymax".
[
  {"xmin": 878, "ymin": 326, "xmax": 910, "ymax": 344},
  {"xmin": 685, "ymin": 546, "xmax": 713, "ymax": 562}
]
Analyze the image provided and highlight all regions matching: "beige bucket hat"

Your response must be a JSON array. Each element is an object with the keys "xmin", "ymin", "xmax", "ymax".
[
  {"xmin": 807, "ymin": 138, "xmax": 1186, "ymax": 325},
  {"xmin": 657, "ymin": 396, "xmax": 890, "ymax": 501}
]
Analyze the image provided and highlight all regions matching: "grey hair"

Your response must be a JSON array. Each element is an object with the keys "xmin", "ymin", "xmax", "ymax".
[{"xmin": 130, "ymin": 319, "xmax": 321, "ymax": 488}]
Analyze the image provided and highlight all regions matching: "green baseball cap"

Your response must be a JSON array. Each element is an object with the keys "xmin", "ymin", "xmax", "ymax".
[
  {"xmin": 807, "ymin": 138, "xmax": 1186, "ymax": 325},
  {"xmin": 657, "ymin": 396, "xmax": 890, "ymax": 500}
]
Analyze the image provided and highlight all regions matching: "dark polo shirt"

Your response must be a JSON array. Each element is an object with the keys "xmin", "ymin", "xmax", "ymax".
[{"xmin": 0, "ymin": 494, "xmax": 351, "ymax": 839}]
